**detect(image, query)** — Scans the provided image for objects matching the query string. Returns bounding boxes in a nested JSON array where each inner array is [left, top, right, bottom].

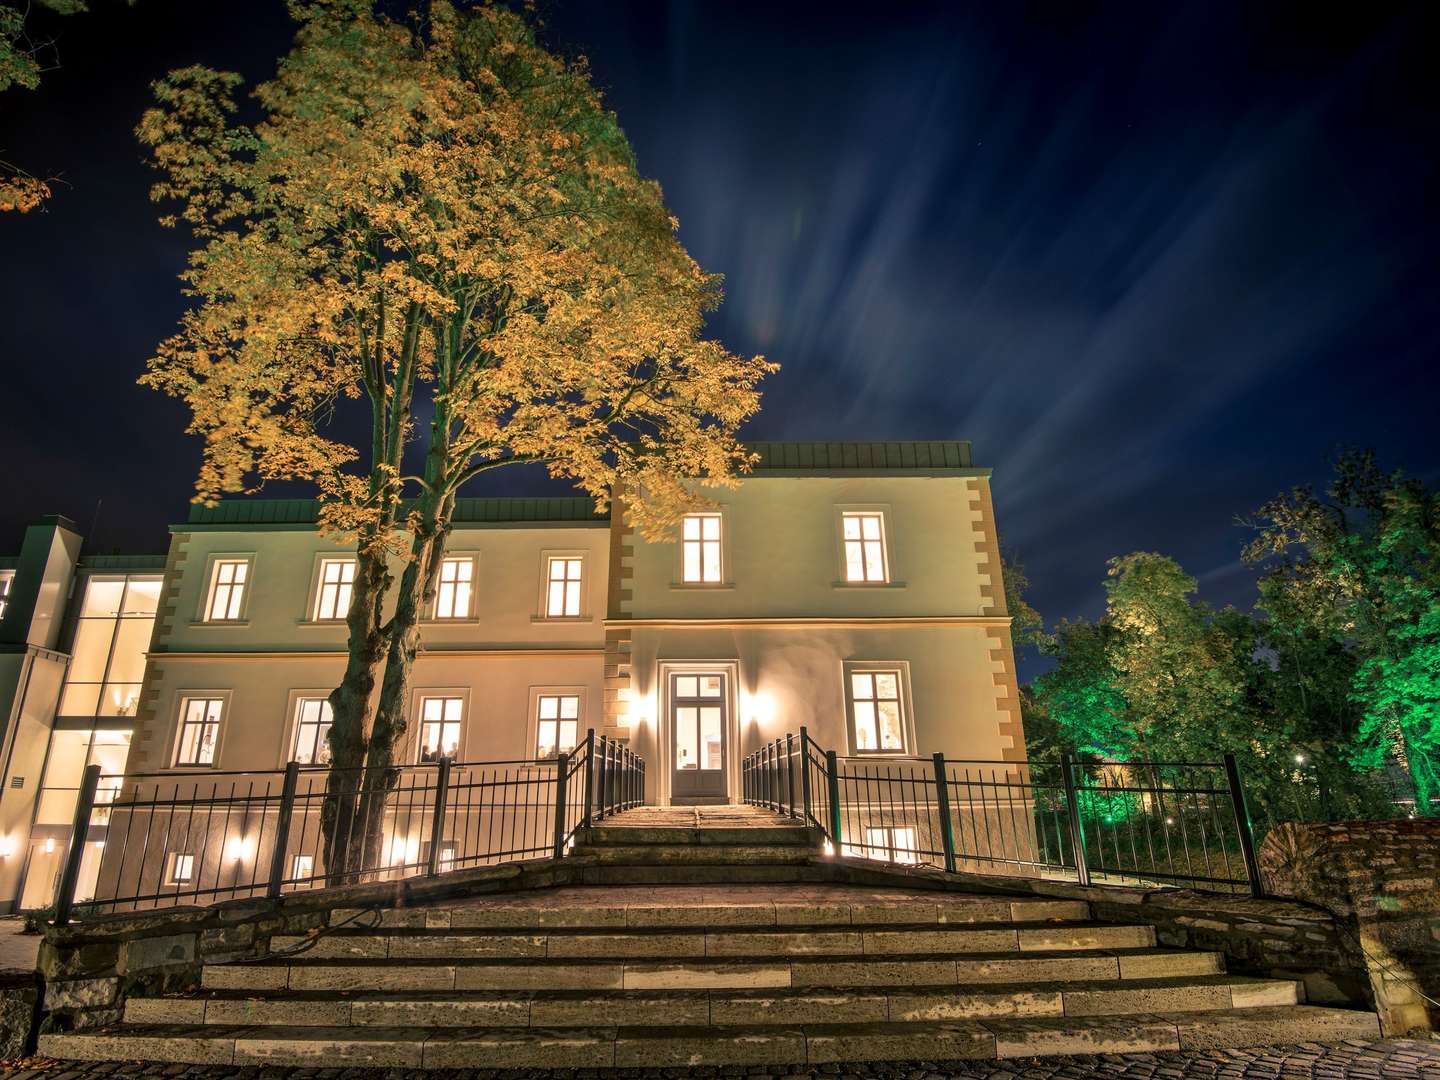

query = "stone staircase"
[[38, 806, 1381, 1069]]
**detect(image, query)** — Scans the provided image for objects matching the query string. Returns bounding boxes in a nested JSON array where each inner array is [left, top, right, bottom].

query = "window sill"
[[530, 615, 596, 624], [295, 619, 347, 628], [832, 581, 907, 590], [669, 582, 736, 591], [421, 617, 480, 626], [189, 619, 251, 628]]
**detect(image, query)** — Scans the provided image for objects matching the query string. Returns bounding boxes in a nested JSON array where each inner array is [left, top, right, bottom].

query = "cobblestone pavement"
[[2, 1041, 1439, 1080]]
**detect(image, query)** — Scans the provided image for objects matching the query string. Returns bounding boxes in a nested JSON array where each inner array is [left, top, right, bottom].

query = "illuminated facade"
[[0, 441, 1024, 910]]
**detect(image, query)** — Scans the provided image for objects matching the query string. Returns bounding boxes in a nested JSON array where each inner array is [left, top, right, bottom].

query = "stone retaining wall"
[[1260, 818, 1440, 1035]]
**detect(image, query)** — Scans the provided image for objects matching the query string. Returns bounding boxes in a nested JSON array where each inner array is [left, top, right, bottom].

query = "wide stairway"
[[40, 806, 1379, 1069]]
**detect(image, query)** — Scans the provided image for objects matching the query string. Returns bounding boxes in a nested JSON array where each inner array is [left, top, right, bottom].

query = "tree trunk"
[[321, 543, 391, 884], [355, 469, 455, 871]]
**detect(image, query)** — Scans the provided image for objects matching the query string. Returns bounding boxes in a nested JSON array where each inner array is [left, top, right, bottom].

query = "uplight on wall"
[[225, 836, 254, 863], [744, 691, 776, 727], [43, 837, 55, 854], [0, 838, 15, 859]]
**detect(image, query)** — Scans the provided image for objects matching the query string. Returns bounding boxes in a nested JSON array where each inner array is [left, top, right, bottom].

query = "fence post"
[[774, 740, 783, 813], [799, 727, 813, 826], [785, 733, 797, 818], [596, 735, 610, 821], [553, 751, 570, 859], [53, 764, 102, 927], [267, 761, 302, 898], [425, 757, 452, 877], [825, 749, 842, 851], [931, 752, 957, 874], [1060, 753, 1091, 887], [1223, 753, 1264, 898], [581, 729, 596, 828]]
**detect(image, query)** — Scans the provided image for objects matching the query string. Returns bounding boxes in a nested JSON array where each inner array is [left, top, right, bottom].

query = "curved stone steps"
[[125, 972, 1305, 1029], [40, 1005, 1382, 1069]]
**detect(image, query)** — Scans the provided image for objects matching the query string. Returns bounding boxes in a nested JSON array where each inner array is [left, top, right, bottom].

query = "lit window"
[[536, 694, 580, 758], [204, 558, 249, 621], [314, 558, 356, 621], [291, 854, 314, 880], [291, 698, 333, 765], [168, 852, 195, 884], [437, 841, 457, 874], [681, 514, 723, 583], [849, 670, 905, 753], [863, 826, 919, 865], [175, 697, 224, 766], [545, 557, 583, 618], [418, 696, 463, 762], [433, 556, 475, 620], [842, 513, 888, 583], [0, 569, 13, 620]]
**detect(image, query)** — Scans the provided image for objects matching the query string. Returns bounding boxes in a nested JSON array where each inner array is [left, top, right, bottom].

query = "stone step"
[[263, 921, 1154, 961], [569, 844, 817, 865], [580, 824, 819, 847], [200, 946, 1225, 993], [126, 974, 1303, 1029], [332, 895, 1091, 930], [579, 862, 838, 885], [39, 1006, 1381, 1068]]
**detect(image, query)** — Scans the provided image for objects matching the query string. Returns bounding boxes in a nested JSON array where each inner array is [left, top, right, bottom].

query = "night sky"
[[2, 1, 1437, 667]]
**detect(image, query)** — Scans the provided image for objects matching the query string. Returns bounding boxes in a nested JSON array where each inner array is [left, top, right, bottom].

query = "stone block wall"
[[1260, 818, 1440, 1035]]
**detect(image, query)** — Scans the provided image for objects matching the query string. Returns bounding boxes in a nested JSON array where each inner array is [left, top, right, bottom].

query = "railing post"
[[1224, 753, 1264, 898], [825, 749, 842, 851], [1060, 753, 1090, 887], [53, 764, 102, 927], [773, 740, 783, 813], [581, 729, 596, 828], [596, 735, 610, 821], [267, 761, 302, 898], [786, 733, 797, 818], [931, 752, 957, 874], [799, 727, 813, 826], [426, 757, 452, 877], [553, 751, 570, 859]]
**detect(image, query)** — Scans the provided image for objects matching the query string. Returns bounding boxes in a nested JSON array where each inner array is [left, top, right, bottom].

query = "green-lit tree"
[[1031, 618, 1130, 760], [1246, 451, 1440, 815]]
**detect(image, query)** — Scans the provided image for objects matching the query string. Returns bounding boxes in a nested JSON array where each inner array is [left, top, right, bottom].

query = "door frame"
[[656, 659, 740, 806]]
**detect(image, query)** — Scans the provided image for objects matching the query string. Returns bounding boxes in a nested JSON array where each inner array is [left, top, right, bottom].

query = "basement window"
[[168, 852, 195, 885]]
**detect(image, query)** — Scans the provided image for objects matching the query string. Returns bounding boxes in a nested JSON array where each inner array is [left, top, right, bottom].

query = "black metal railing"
[[742, 728, 1262, 897], [53, 730, 645, 924]]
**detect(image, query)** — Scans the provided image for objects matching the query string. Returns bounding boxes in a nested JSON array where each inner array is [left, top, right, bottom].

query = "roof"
[[176, 442, 981, 529], [747, 441, 974, 474], [77, 554, 169, 572], [182, 496, 607, 530]]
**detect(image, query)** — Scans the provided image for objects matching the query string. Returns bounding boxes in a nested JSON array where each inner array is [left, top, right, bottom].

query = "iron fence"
[[743, 728, 1262, 896], [54, 729, 644, 924]]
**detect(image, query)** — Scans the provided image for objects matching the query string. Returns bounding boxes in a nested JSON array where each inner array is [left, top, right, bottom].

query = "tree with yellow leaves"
[[139, 0, 773, 877]]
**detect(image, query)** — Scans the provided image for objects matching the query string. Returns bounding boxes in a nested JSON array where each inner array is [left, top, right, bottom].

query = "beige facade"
[[0, 441, 1025, 908]]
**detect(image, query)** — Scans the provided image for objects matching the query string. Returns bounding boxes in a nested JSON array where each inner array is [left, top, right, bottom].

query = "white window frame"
[[309, 556, 357, 622], [167, 851, 195, 885], [537, 551, 588, 620], [197, 554, 254, 623], [172, 693, 228, 768], [528, 686, 586, 760], [0, 569, 14, 621], [678, 512, 725, 585], [291, 853, 315, 880], [429, 552, 479, 621], [287, 693, 334, 766], [840, 511, 889, 584], [412, 689, 469, 763], [841, 661, 914, 756]]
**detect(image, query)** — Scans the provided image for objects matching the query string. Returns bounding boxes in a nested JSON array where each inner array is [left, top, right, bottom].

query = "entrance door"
[[671, 672, 727, 804]]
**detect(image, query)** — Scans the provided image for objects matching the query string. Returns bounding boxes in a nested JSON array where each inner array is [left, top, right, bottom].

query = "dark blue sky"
[[2, 1, 1436, 659]]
